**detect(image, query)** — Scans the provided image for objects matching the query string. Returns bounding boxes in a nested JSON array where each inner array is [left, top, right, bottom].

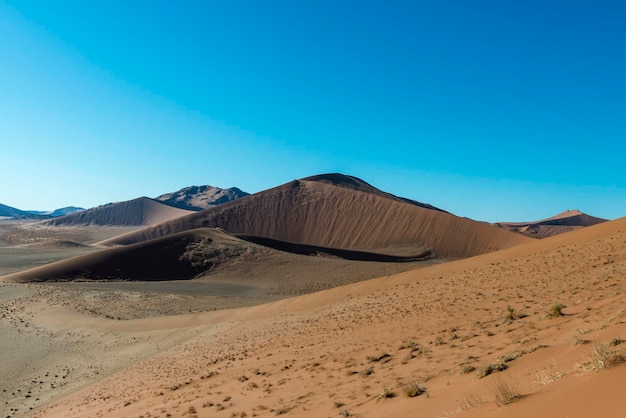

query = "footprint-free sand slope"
[[24, 216, 626, 417]]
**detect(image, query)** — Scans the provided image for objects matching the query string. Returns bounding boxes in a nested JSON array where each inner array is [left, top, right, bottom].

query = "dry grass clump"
[[403, 382, 426, 398], [459, 364, 476, 374], [359, 367, 374, 377], [548, 302, 566, 318], [457, 393, 485, 410], [581, 340, 625, 371], [377, 388, 396, 400], [476, 362, 507, 379], [491, 377, 522, 406], [504, 306, 527, 323]]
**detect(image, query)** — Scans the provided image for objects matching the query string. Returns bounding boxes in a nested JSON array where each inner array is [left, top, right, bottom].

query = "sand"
[[99, 175, 531, 258], [494, 209, 608, 238], [0, 216, 621, 417], [39, 197, 193, 227]]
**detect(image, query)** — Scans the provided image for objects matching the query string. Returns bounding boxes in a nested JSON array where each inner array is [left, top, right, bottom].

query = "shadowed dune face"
[[99, 175, 531, 258], [39, 197, 193, 227], [22, 217, 626, 418], [0, 229, 258, 282], [494, 210, 608, 238], [0, 228, 433, 290]]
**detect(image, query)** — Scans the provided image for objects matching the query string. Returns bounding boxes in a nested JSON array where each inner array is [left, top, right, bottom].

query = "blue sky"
[[1, 0, 624, 222]]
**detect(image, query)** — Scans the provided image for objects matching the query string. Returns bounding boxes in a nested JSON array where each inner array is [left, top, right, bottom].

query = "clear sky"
[[1, 0, 624, 222]]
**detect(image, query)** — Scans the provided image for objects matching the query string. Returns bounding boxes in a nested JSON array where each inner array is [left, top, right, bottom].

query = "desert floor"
[[2, 219, 626, 417]]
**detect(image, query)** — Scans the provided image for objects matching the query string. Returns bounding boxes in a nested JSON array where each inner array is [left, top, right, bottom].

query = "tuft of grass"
[[504, 305, 528, 323], [359, 368, 374, 377], [476, 362, 507, 379], [377, 388, 396, 400], [582, 341, 625, 370], [403, 382, 426, 398], [491, 377, 522, 406], [333, 401, 345, 408], [459, 364, 476, 374], [457, 393, 485, 410], [549, 303, 566, 318]]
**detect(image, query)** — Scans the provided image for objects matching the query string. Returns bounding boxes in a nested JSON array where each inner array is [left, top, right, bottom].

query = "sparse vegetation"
[[581, 340, 625, 370], [504, 305, 526, 322], [457, 393, 485, 410], [549, 302, 566, 318], [459, 364, 476, 374], [491, 377, 522, 406], [476, 362, 507, 379], [359, 367, 374, 377], [377, 388, 396, 400], [403, 382, 426, 398]]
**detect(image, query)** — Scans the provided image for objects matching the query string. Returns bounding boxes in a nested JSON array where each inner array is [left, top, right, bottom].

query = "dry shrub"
[[549, 302, 565, 318], [403, 382, 426, 398], [491, 377, 522, 406], [582, 341, 625, 370], [476, 362, 507, 379]]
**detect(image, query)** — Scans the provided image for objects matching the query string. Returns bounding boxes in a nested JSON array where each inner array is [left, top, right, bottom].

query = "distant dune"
[[100, 174, 531, 258], [39, 197, 193, 227], [155, 185, 248, 211], [494, 209, 608, 238]]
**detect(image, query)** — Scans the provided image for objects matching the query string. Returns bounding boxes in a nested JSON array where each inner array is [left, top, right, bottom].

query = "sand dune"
[[1, 229, 255, 282], [494, 209, 608, 238], [39, 197, 193, 227], [0, 228, 431, 293], [18, 217, 626, 418], [100, 174, 531, 258]]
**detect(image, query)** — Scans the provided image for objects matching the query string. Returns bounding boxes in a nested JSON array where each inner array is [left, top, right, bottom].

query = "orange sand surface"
[[12, 217, 625, 417]]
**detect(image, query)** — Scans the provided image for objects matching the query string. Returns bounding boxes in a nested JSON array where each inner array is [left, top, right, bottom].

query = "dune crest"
[[99, 174, 531, 258]]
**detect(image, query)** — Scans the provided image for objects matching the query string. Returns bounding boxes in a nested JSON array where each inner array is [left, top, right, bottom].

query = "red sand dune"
[[494, 209, 608, 238], [100, 174, 531, 258], [39, 197, 193, 227]]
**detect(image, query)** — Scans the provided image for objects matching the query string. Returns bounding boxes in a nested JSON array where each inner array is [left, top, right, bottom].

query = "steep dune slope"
[[100, 174, 531, 258], [40, 197, 193, 226], [494, 209, 608, 238], [26, 217, 626, 418]]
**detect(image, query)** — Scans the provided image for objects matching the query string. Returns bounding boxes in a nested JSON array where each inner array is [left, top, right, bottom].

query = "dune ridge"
[[99, 175, 531, 258]]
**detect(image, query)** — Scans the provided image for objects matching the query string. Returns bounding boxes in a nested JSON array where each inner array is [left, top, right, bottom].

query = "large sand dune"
[[39, 197, 193, 227], [0, 228, 432, 296], [494, 209, 608, 238], [100, 174, 531, 258], [14, 216, 626, 418]]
